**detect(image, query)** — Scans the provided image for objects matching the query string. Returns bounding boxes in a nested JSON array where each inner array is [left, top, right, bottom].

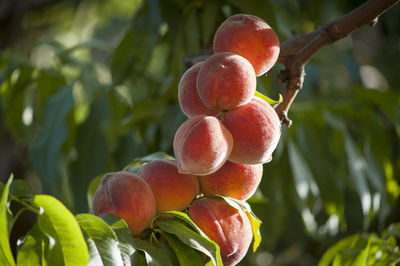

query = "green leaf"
[[0, 175, 16, 266], [76, 214, 124, 266], [384, 223, 400, 239], [159, 231, 204, 266], [200, 1, 219, 45], [60, 39, 112, 56], [156, 218, 223, 266], [352, 237, 372, 266], [344, 134, 371, 229], [153, 211, 201, 233], [86, 238, 104, 266], [131, 251, 147, 266], [70, 96, 110, 213], [30, 85, 74, 194], [318, 235, 360, 266], [101, 214, 176, 266], [247, 212, 262, 253], [32, 195, 88, 266], [288, 139, 320, 200], [255, 90, 283, 106], [111, 0, 163, 85], [324, 112, 371, 229], [87, 175, 103, 214], [2, 65, 32, 142], [16, 224, 45, 266], [10, 179, 33, 197]]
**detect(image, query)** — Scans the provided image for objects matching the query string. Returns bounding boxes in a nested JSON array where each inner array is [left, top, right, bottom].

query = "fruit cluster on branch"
[[93, 13, 281, 266]]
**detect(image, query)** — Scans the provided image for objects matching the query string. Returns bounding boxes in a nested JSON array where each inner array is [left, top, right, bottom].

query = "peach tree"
[[1, 0, 400, 265]]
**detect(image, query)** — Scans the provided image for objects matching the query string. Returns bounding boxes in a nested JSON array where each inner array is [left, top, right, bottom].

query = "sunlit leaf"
[[215, 195, 263, 252], [255, 90, 283, 106], [318, 235, 359, 266], [0, 175, 15, 266], [32, 195, 88, 266], [16, 224, 45, 266]]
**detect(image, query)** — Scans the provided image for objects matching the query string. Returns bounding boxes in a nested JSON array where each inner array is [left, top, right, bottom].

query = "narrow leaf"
[[157, 218, 223, 266], [87, 175, 103, 214], [217, 196, 262, 252], [153, 211, 201, 233], [288, 140, 319, 200], [76, 214, 123, 266], [86, 238, 104, 266], [101, 214, 176, 266], [0, 175, 16, 266], [255, 90, 283, 106], [344, 134, 371, 228], [318, 235, 360, 266], [160, 231, 204, 266], [30, 85, 74, 194]]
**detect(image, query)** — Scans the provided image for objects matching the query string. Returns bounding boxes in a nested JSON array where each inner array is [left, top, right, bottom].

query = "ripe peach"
[[213, 14, 280, 76], [222, 97, 281, 164], [92, 171, 156, 236], [138, 160, 199, 213], [178, 62, 221, 117], [197, 52, 256, 110], [173, 115, 233, 175], [199, 161, 263, 201], [189, 198, 252, 266]]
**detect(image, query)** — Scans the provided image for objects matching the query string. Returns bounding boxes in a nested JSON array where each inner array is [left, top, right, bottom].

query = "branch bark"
[[275, 0, 399, 126]]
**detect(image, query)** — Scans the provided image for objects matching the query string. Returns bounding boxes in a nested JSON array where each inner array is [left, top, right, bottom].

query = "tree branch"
[[275, 0, 399, 126]]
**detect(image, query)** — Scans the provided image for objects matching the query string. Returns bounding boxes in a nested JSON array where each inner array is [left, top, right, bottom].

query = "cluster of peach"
[[93, 14, 280, 266]]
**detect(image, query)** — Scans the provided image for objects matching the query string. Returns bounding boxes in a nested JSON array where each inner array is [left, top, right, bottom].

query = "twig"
[[276, 0, 399, 127]]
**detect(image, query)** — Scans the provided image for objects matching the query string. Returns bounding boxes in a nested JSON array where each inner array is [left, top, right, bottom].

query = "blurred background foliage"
[[0, 0, 399, 265]]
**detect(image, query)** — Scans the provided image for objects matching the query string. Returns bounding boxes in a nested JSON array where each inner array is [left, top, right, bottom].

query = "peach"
[[173, 115, 233, 175], [92, 171, 156, 236], [189, 198, 252, 266], [199, 161, 263, 201], [213, 14, 280, 76], [197, 52, 256, 110], [138, 160, 199, 213], [178, 62, 222, 117], [222, 97, 281, 164]]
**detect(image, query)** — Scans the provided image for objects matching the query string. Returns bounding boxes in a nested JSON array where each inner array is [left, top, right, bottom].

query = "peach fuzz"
[[189, 198, 253, 266], [92, 171, 156, 236], [197, 52, 256, 110], [213, 14, 280, 76], [199, 161, 263, 201], [138, 160, 199, 213], [173, 115, 233, 176], [178, 62, 221, 117], [222, 97, 281, 164]]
